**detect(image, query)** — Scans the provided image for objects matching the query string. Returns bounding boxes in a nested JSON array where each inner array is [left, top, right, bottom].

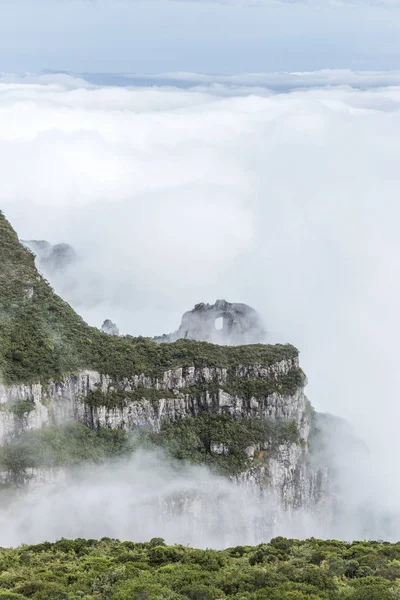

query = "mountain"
[[0, 209, 329, 522], [0, 210, 293, 385]]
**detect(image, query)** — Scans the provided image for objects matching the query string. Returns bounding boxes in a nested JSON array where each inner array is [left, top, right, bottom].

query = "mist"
[[3, 71, 400, 544], [0, 449, 331, 549], [0, 429, 398, 548], [1, 441, 396, 548]]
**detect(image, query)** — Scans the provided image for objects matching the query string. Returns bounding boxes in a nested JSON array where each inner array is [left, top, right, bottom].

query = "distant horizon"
[[4, 68, 400, 92]]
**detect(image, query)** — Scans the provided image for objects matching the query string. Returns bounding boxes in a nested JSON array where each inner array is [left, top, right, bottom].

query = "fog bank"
[[2, 72, 400, 543]]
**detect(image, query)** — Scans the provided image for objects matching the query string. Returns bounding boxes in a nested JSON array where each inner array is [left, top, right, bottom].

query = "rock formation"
[[0, 209, 330, 527], [19, 240, 265, 347], [0, 362, 328, 514], [155, 299, 266, 345], [101, 319, 119, 336]]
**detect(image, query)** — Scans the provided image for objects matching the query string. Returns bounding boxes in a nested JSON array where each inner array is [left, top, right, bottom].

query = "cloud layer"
[[0, 451, 328, 548], [75, 69, 400, 93], [3, 72, 400, 541]]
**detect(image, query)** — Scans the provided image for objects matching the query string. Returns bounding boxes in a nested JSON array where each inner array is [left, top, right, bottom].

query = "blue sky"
[[1, 0, 400, 73]]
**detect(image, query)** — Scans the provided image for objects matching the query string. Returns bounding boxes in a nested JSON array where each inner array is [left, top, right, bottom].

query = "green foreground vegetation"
[[1, 537, 400, 599]]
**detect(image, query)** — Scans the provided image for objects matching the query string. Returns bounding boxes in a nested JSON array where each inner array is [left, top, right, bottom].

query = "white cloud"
[[3, 71, 400, 540], [111, 69, 400, 91]]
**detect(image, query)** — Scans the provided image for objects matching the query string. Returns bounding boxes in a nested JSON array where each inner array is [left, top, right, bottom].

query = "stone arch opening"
[[155, 299, 266, 345], [214, 316, 224, 331]]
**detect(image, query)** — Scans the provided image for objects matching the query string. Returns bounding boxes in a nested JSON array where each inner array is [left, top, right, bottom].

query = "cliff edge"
[[0, 210, 328, 514]]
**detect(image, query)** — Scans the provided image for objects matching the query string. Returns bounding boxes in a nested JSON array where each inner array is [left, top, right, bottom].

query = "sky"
[[2, 0, 400, 73]]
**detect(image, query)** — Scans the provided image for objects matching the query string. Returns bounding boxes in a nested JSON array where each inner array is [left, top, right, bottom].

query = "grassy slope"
[[0, 537, 399, 599], [0, 209, 300, 386]]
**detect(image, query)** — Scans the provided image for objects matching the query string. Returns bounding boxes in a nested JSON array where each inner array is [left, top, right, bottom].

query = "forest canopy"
[[1, 537, 400, 599]]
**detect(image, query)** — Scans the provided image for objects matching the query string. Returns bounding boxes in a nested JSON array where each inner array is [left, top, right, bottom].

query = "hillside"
[[0, 210, 298, 385]]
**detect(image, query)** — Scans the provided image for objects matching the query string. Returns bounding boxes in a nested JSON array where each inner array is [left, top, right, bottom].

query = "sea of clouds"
[[2, 70, 400, 543]]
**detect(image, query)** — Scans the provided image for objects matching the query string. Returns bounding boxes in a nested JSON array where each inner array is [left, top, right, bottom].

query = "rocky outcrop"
[[0, 358, 329, 512], [0, 362, 302, 439], [0, 211, 329, 522], [101, 319, 119, 336], [155, 299, 266, 345]]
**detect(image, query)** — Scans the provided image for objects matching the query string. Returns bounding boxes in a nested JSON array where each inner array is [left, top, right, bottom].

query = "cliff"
[[0, 210, 329, 514], [0, 364, 326, 511]]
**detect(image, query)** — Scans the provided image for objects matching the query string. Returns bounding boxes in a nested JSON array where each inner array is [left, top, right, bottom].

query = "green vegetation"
[[223, 371, 305, 399], [0, 210, 300, 386], [84, 388, 176, 411], [7, 400, 36, 420], [1, 537, 400, 599], [0, 423, 133, 476], [140, 413, 301, 476], [0, 414, 300, 479]]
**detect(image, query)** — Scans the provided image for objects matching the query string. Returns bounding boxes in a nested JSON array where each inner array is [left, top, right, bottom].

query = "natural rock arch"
[[155, 299, 266, 345]]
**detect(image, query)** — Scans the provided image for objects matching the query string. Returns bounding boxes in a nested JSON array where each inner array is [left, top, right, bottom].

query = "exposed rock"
[[0, 361, 302, 442], [155, 299, 266, 345], [101, 319, 119, 336], [0, 362, 329, 514], [0, 210, 331, 529]]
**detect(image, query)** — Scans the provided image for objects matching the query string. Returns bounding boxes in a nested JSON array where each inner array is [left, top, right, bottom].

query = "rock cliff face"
[[0, 359, 328, 512], [0, 209, 330, 522]]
